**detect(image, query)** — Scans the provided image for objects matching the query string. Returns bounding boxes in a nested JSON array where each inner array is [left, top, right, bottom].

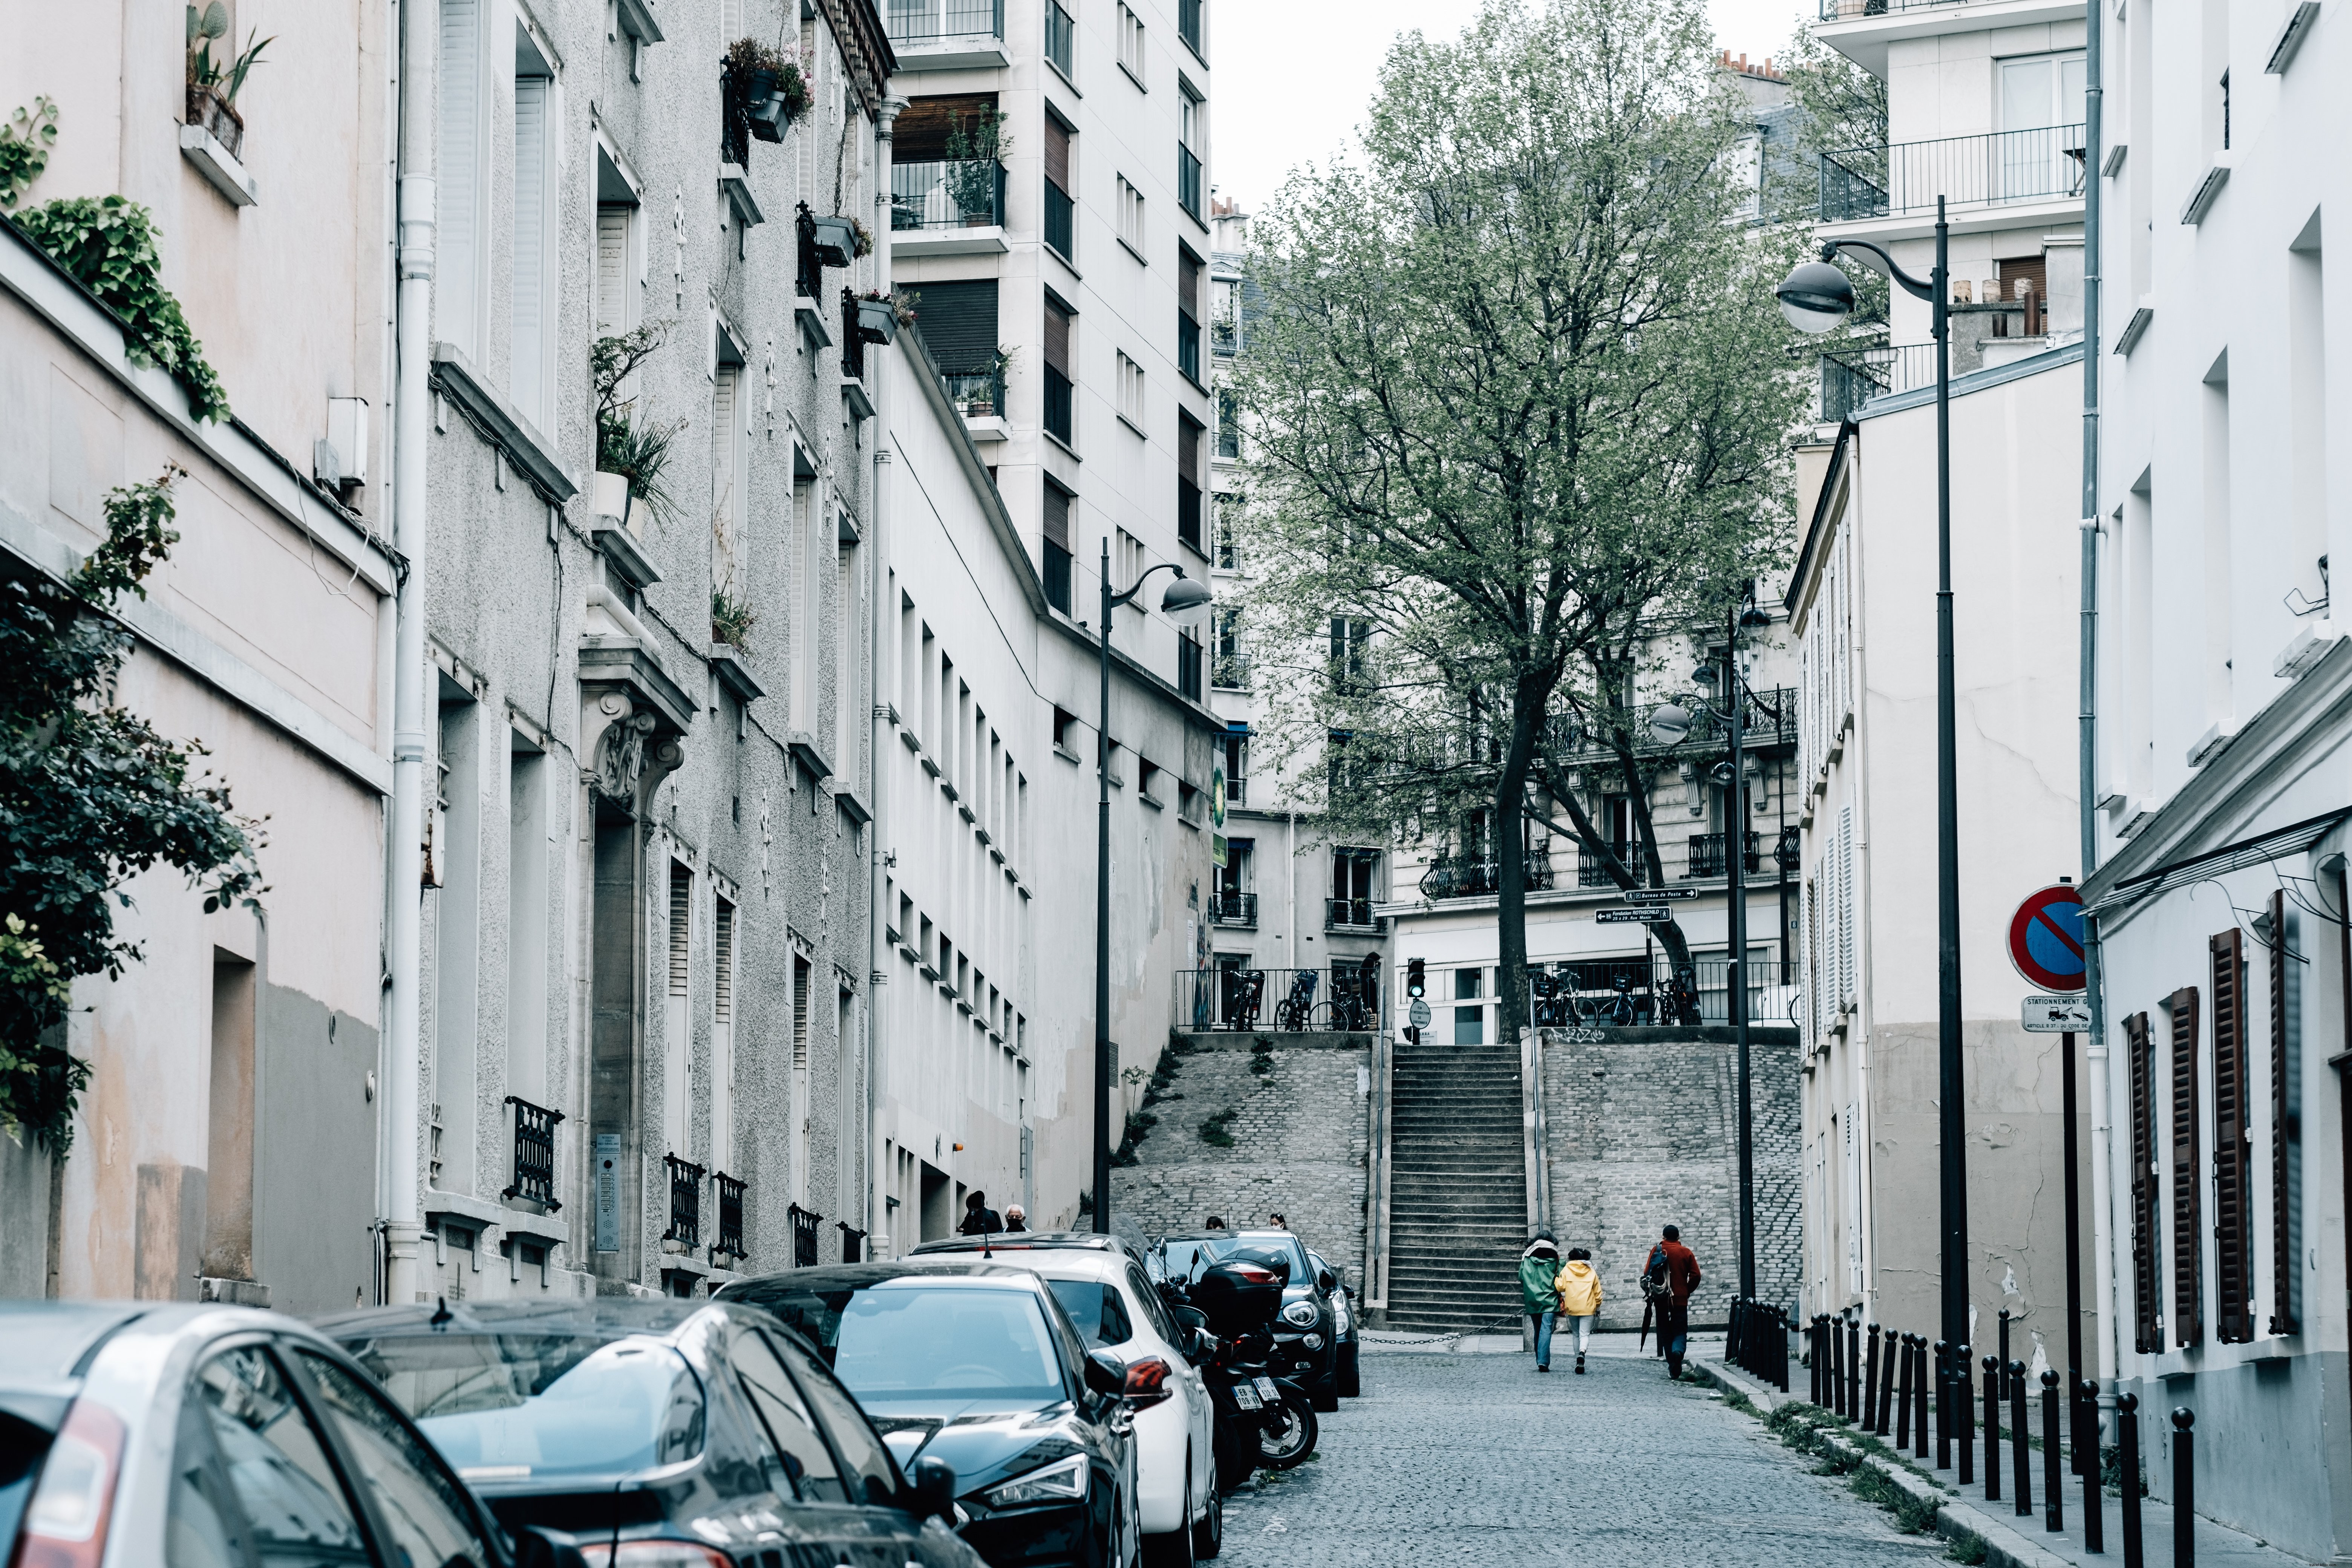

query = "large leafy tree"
[[1230, 0, 1808, 1041], [1, 469, 263, 1152]]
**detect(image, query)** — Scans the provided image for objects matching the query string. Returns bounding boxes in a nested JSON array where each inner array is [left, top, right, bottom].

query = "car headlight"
[[1281, 1300, 1318, 1328], [1334, 1304, 1351, 1334], [984, 1455, 1088, 1508], [1302, 1333, 1325, 1350]]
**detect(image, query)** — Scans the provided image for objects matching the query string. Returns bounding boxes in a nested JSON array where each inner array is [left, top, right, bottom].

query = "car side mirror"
[[909, 1455, 957, 1522], [1316, 1269, 1336, 1294], [1084, 1349, 1126, 1397], [512, 1526, 591, 1568]]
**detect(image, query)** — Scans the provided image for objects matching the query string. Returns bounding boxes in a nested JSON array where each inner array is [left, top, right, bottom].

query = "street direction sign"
[[1408, 999, 1432, 1029], [2007, 884, 2087, 992], [1597, 907, 1674, 923], [1623, 888, 1700, 903], [2023, 995, 2092, 1032]]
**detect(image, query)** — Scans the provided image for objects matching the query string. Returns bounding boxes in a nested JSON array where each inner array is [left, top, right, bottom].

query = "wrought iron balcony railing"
[[943, 365, 1005, 422], [837, 1220, 867, 1263], [1176, 964, 1387, 1034], [1819, 342, 1936, 420], [1210, 891, 1258, 927], [1578, 848, 1648, 889], [840, 290, 867, 381], [1211, 652, 1251, 691], [1818, 0, 2001, 17], [1326, 897, 1383, 932], [713, 1171, 746, 1260], [663, 1153, 705, 1248], [1545, 686, 1795, 764], [501, 1096, 563, 1210], [789, 1203, 821, 1267], [893, 158, 1007, 230], [1820, 123, 2086, 224], [885, 0, 1003, 44], [1419, 850, 1557, 901], [1686, 831, 1765, 880]]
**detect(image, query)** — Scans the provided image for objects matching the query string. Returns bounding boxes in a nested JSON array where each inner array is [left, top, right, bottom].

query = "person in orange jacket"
[[1646, 1225, 1703, 1379], [1552, 1248, 1603, 1374]]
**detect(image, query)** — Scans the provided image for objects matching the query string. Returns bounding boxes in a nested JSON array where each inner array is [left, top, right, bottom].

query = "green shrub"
[[14, 196, 228, 423], [1199, 1107, 1239, 1147], [0, 98, 59, 209]]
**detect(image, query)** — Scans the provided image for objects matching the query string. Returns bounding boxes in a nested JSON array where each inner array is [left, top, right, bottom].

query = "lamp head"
[[1776, 259, 1856, 334], [1161, 573, 1213, 632], [1647, 703, 1692, 746]]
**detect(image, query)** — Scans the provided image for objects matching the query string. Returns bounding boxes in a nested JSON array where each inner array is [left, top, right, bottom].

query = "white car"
[[914, 1234, 1224, 1563]]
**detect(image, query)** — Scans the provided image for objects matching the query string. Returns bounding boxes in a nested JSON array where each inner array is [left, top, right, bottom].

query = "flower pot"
[[809, 215, 856, 270], [744, 68, 787, 142], [592, 470, 630, 521], [185, 84, 244, 160], [967, 400, 994, 418], [855, 296, 899, 345]]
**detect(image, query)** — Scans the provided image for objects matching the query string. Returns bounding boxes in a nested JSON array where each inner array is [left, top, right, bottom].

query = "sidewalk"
[[1698, 1357, 2309, 1568]]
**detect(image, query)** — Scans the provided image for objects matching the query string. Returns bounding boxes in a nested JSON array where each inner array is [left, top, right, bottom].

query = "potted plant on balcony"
[[808, 212, 857, 268], [724, 36, 806, 144], [592, 323, 683, 533], [710, 586, 756, 648], [186, 2, 271, 160], [853, 288, 914, 345], [943, 108, 1009, 225]]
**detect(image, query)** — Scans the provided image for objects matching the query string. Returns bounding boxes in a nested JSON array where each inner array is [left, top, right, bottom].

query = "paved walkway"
[[1213, 1332, 1945, 1566]]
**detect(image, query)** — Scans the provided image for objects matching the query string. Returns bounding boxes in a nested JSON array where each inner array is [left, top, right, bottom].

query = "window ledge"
[[615, 0, 665, 43], [844, 375, 876, 422], [1118, 235, 1148, 266], [719, 164, 766, 228], [795, 293, 834, 352], [1116, 409, 1147, 439], [1044, 429, 1083, 462], [1119, 60, 1147, 92], [431, 343, 577, 502], [835, 785, 874, 826], [179, 123, 259, 206], [1043, 242, 1081, 279], [1140, 790, 1165, 810], [789, 730, 835, 781], [709, 644, 763, 704], [1047, 55, 1081, 96], [1054, 741, 1083, 765]]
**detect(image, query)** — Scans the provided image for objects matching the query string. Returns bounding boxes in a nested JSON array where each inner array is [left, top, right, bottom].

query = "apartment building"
[[0, 5, 397, 1308], [2080, 1, 2352, 1556]]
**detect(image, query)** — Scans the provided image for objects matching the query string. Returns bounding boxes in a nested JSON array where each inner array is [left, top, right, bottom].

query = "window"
[[1116, 351, 1145, 430], [1177, 247, 1204, 384], [1177, 412, 1204, 550], [593, 147, 639, 340], [1178, 0, 1204, 59], [505, 733, 548, 1106], [1213, 490, 1241, 569], [433, 690, 480, 1190], [1178, 87, 1205, 220], [837, 539, 861, 771], [1452, 968, 1485, 1044], [1211, 606, 1244, 689], [1995, 51, 2087, 202], [915, 278, 1003, 420], [512, 25, 557, 430], [730, 1323, 847, 1503], [1218, 726, 1247, 806], [1212, 276, 1240, 356], [297, 1353, 497, 1568], [1178, 632, 1203, 700], [1116, 175, 1146, 256], [1043, 109, 1075, 260], [170, 1346, 370, 1568], [1045, 0, 1075, 78], [712, 358, 748, 607], [436, 0, 491, 360], [1043, 481, 1074, 611], [1216, 389, 1240, 458], [1115, 526, 1145, 590], [1054, 705, 1079, 753], [712, 896, 736, 1172], [665, 861, 693, 1157], [1330, 616, 1369, 692], [1043, 293, 1074, 444], [1116, 1, 1145, 83]]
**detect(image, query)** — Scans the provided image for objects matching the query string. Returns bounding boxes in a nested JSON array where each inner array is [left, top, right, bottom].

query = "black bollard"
[[2173, 1408, 2194, 1568], [1896, 1334, 1914, 1448], [1914, 1337, 1932, 1461], [2043, 1370, 2064, 1531], [1848, 1315, 1862, 1421], [1865, 1325, 1882, 1431], [2010, 1360, 2033, 1516], [1955, 1344, 1974, 1486], [1833, 1316, 1848, 1418], [2118, 1392, 2144, 1568], [1810, 1317, 1824, 1406], [1934, 1341, 1952, 1468], [1983, 1355, 2001, 1502], [1876, 1326, 1897, 1436], [2081, 1378, 2104, 1553], [1998, 1307, 2012, 1398]]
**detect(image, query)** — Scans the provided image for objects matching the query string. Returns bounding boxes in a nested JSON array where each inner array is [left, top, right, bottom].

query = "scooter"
[[1160, 1256, 1319, 1490]]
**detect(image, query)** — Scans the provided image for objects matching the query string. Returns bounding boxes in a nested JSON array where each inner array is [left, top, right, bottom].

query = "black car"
[[719, 1261, 1142, 1568], [1305, 1248, 1361, 1398], [1154, 1232, 1341, 1411], [316, 1297, 983, 1568]]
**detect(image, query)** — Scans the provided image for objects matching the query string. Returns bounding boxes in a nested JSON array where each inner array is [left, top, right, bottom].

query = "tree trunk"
[[1533, 730, 1703, 1024], [1494, 670, 1559, 1045]]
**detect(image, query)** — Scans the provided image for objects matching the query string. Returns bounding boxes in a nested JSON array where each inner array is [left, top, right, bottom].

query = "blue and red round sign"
[[2007, 885, 2086, 993]]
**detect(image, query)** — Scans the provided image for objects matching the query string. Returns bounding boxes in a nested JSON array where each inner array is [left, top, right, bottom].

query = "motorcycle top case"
[[1192, 1250, 1290, 1334]]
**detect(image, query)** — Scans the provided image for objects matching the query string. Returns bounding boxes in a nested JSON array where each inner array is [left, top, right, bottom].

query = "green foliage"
[[944, 109, 1009, 217], [1199, 1106, 1239, 1147], [592, 325, 684, 528], [188, 5, 273, 105], [14, 196, 231, 424], [710, 589, 757, 649], [1228, 0, 1810, 1036], [1773, 20, 1890, 326], [1109, 1108, 1158, 1166], [723, 37, 809, 128], [1249, 1037, 1274, 1077], [1850, 1464, 1939, 1533], [1944, 1530, 1988, 1564], [0, 97, 59, 211], [2, 467, 264, 1153]]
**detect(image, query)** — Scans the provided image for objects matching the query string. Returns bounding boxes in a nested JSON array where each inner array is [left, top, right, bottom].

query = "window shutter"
[[1837, 805, 1856, 1008], [512, 76, 549, 418], [1044, 111, 1071, 192], [668, 866, 692, 999], [1042, 482, 1071, 550], [2169, 986, 2204, 1347], [437, 0, 482, 355], [1179, 249, 1202, 322], [909, 279, 1000, 372], [1044, 297, 1071, 377], [2212, 928, 2254, 1342], [1178, 415, 1200, 485], [2126, 1011, 2161, 1353], [596, 206, 630, 335], [714, 904, 734, 1026], [2270, 889, 2300, 1334]]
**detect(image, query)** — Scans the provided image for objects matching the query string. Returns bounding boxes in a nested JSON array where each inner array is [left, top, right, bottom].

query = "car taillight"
[[1228, 1266, 1276, 1285], [15, 1398, 127, 1568], [1122, 1355, 1174, 1409], [604, 1542, 735, 1567]]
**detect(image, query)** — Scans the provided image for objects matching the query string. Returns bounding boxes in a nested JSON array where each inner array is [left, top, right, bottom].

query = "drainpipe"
[[868, 95, 905, 1256], [381, 0, 436, 1306]]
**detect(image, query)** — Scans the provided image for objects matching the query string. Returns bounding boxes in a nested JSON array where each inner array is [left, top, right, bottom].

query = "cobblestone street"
[[1214, 1336, 1945, 1566]]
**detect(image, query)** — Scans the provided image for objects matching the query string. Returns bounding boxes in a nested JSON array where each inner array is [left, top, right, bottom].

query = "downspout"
[[2079, 0, 2116, 1398], [382, 0, 436, 1306], [868, 95, 906, 1256]]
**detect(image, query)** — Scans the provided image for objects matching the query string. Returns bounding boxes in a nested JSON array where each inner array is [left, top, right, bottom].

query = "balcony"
[[1819, 123, 2087, 238], [713, 1171, 746, 1263], [891, 159, 1008, 257], [663, 1153, 705, 1250], [789, 1203, 821, 1267], [1179, 145, 1204, 222], [1577, 848, 1647, 889], [1686, 831, 1765, 880], [1211, 652, 1251, 691], [1210, 891, 1258, 928], [1547, 687, 1796, 765], [1812, 0, 2084, 75], [1419, 851, 1556, 902], [500, 1096, 564, 1210], [1326, 897, 1384, 933], [884, 0, 1008, 70], [1817, 341, 1935, 420], [943, 364, 1006, 440], [1223, 774, 1247, 807]]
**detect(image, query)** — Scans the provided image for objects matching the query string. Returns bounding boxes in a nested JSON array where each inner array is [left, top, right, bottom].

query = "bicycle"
[[1273, 971, 1318, 1032]]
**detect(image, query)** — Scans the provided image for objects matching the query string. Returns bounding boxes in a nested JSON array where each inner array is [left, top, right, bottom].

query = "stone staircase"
[[1381, 1043, 1530, 1334]]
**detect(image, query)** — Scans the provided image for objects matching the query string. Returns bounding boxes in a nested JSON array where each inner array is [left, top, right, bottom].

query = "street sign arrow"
[[2007, 884, 2087, 992], [1622, 888, 1699, 903], [2023, 995, 2092, 1032], [1596, 908, 1675, 923]]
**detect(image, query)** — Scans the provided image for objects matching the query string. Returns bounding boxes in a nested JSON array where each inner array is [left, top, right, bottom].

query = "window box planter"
[[808, 215, 857, 269], [745, 68, 790, 142], [185, 84, 244, 160], [855, 295, 899, 345]]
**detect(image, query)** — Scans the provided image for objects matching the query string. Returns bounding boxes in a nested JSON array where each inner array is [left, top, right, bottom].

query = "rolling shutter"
[[1044, 111, 1070, 194], [2126, 1011, 2161, 1354], [1042, 481, 1071, 551], [911, 279, 999, 372], [1044, 296, 1072, 378], [1178, 414, 1200, 486], [668, 865, 692, 1000], [437, 0, 482, 355], [2271, 889, 2300, 1334], [1179, 249, 1203, 322], [2170, 986, 2204, 1347], [2212, 928, 2253, 1342]]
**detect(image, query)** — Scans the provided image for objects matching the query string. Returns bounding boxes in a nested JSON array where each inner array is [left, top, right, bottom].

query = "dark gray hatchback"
[[315, 1297, 986, 1568]]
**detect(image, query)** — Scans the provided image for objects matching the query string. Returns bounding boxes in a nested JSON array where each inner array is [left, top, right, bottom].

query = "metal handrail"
[[713, 1171, 746, 1260], [789, 1203, 821, 1267], [501, 1096, 564, 1210], [891, 158, 1006, 230], [1209, 891, 1258, 927], [1820, 122, 2087, 222], [884, 0, 1003, 43], [663, 1153, 706, 1248]]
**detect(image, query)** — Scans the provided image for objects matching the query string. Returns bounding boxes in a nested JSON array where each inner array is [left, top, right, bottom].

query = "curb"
[[1694, 1360, 2071, 1568]]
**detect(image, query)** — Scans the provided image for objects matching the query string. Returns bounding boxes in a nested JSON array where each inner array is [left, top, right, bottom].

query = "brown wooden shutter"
[[1178, 414, 1200, 485], [2271, 889, 2300, 1334], [2127, 1010, 2161, 1353], [1178, 248, 1202, 322], [1044, 297, 1071, 377], [1042, 482, 1070, 551], [894, 93, 1000, 163], [1044, 112, 1070, 193], [2170, 985, 2204, 1347], [2212, 929, 2254, 1342]]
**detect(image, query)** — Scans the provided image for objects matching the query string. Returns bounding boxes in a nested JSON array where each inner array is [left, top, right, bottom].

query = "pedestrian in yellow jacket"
[[1553, 1249, 1602, 1374]]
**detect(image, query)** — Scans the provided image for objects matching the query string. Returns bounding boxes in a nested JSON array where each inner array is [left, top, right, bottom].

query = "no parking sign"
[[2007, 884, 2086, 993]]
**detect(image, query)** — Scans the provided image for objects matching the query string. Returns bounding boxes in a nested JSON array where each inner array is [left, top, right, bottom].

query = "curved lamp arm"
[[1819, 238, 1937, 304], [1109, 560, 1186, 610]]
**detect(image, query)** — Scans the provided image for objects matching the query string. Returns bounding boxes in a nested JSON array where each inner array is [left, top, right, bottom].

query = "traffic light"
[[1406, 958, 1426, 998]]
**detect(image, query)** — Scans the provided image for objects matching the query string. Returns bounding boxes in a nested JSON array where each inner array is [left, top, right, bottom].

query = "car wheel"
[[1191, 1473, 1223, 1560], [1143, 1456, 1198, 1566], [1211, 1416, 1252, 1496], [1338, 1340, 1361, 1398]]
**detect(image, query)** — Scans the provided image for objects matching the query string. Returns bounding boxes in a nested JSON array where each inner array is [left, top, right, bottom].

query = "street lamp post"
[[1779, 199, 1967, 1416], [1093, 544, 1213, 1233]]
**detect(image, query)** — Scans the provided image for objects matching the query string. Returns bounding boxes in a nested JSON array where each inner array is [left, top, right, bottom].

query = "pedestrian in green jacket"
[[1520, 1230, 1564, 1371]]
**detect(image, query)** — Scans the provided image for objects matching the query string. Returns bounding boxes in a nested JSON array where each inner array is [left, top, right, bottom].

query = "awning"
[[2088, 806, 2352, 915]]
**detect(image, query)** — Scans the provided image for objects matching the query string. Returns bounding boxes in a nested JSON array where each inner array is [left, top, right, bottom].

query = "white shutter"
[[437, 0, 482, 356], [1834, 533, 1853, 729], [712, 369, 741, 581], [512, 76, 549, 425], [1802, 876, 1817, 1044], [1799, 637, 1813, 784], [1838, 804, 1857, 1009], [596, 206, 630, 335], [721, 0, 743, 40]]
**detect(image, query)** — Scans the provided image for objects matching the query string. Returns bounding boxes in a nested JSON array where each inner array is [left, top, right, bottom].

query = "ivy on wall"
[[14, 193, 230, 425]]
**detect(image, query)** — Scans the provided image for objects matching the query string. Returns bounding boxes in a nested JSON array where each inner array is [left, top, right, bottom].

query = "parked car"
[[1153, 1231, 1341, 1411], [912, 1233, 1223, 1561], [1306, 1248, 1361, 1398], [718, 1260, 1142, 1568], [0, 1300, 588, 1568], [315, 1297, 980, 1568]]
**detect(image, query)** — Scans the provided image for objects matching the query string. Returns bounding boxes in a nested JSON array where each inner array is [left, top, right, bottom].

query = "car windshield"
[[756, 1283, 1066, 1402], [1161, 1235, 1309, 1286], [337, 1332, 705, 1482]]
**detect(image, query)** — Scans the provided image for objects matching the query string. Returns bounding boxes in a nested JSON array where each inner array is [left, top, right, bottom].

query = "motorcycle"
[[1158, 1254, 1319, 1491]]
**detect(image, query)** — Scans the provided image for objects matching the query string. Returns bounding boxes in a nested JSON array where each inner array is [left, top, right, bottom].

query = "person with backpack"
[[1519, 1228, 1565, 1372], [958, 1190, 1003, 1236], [1553, 1248, 1602, 1374], [1645, 1224, 1702, 1379]]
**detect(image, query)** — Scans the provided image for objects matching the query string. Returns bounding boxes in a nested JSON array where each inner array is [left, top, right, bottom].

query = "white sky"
[[1211, 0, 1819, 216]]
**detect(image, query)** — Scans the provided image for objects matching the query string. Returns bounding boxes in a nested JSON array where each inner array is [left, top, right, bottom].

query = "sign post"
[[2006, 881, 2088, 1487]]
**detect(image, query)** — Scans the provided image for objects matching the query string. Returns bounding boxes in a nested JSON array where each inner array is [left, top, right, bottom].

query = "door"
[[291, 1350, 501, 1568], [165, 1342, 375, 1568], [1997, 52, 2087, 202]]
